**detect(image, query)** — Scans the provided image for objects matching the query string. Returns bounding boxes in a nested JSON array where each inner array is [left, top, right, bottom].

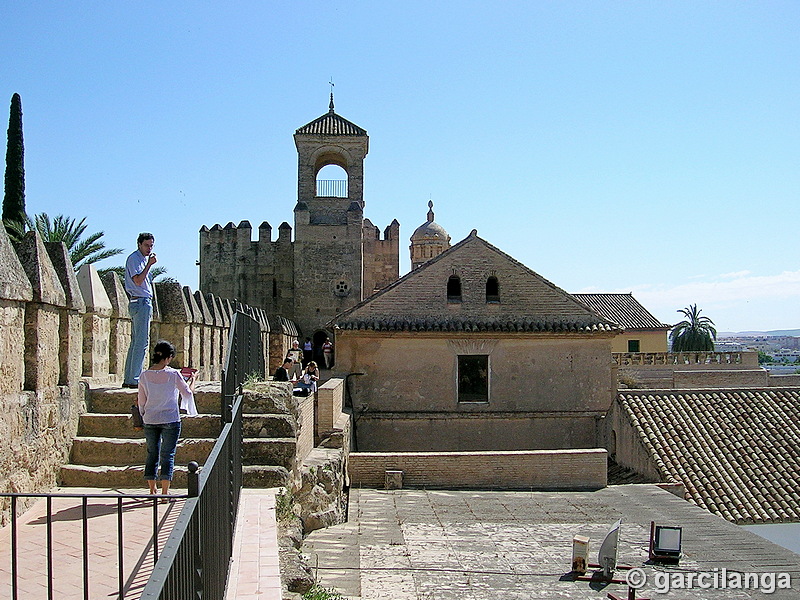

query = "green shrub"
[[302, 585, 346, 600]]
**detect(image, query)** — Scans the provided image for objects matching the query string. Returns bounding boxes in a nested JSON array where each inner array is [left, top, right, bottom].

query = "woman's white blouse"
[[137, 366, 198, 424]]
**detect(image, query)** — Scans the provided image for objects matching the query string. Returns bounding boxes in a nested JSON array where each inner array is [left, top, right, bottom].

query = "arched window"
[[447, 275, 462, 303], [316, 164, 348, 198], [486, 276, 499, 303], [272, 278, 278, 299]]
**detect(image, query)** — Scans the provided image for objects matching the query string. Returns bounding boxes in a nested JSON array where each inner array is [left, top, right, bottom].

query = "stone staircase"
[[60, 382, 295, 489]]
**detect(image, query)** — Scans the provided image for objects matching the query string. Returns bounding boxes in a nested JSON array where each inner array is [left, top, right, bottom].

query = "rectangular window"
[[628, 339, 641, 353], [458, 355, 489, 402]]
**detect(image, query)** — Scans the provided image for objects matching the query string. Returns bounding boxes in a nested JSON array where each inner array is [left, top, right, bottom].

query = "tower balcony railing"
[[316, 179, 348, 198]]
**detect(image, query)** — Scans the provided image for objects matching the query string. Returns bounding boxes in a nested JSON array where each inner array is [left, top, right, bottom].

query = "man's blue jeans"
[[143, 421, 181, 481], [124, 298, 152, 385]]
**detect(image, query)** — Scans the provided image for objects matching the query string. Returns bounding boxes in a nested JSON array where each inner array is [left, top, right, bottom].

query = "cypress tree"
[[3, 93, 26, 239]]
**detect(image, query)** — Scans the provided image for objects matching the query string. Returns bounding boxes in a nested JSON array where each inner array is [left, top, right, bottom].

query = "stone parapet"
[[349, 448, 608, 490], [316, 377, 344, 441], [100, 271, 130, 376], [77, 264, 114, 377], [614, 351, 759, 368], [0, 226, 294, 523]]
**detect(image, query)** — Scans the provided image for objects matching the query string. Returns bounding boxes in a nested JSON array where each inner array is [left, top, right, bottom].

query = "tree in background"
[[3, 93, 26, 240], [30, 213, 123, 271], [670, 304, 717, 352], [101, 264, 173, 284]]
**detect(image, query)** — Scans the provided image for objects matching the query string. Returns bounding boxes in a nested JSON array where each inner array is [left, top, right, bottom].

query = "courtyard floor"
[[304, 485, 800, 600]]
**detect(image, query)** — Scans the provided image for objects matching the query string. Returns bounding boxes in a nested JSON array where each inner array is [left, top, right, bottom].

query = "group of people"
[[273, 339, 328, 395]]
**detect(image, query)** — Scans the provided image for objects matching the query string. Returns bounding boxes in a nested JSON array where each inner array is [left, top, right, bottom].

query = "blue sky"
[[3, 2, 799, 332]]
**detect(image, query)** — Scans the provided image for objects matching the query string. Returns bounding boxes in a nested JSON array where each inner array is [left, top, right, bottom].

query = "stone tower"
[[198, 96, 399, 340], [410, 200, 450, 269], [292, 95, 393, 337]]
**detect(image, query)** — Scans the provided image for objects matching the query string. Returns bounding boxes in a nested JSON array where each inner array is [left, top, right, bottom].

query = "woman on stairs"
[[137, 340, 198, 499]]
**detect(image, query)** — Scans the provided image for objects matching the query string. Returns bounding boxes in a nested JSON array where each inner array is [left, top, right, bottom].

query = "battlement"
[[200, 220, 292, 243], [363, 218, 400, 242]]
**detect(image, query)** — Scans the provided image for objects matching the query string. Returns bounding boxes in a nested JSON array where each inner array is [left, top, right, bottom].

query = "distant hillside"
[[718, 329, 800, 338]]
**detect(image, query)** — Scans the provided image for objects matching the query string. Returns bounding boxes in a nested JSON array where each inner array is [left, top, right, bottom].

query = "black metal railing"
[[139, 404, 242, 599], [221, 309, 264, 422], [0, 491, 183, 600], [139, 309, 263, 599]]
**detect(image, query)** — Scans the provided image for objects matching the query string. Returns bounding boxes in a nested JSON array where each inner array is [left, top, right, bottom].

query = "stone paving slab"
[[304, 485, 800, 600], [0, 488, 185, 600]]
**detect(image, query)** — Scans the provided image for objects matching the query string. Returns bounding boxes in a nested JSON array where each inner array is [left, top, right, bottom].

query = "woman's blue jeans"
[[144, 421, 181, 481]]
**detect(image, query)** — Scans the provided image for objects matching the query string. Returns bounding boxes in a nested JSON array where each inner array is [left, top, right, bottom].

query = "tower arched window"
[[447, 275, 462, 303], [316, 164, 348, 198], [486, 276, 499, 303]]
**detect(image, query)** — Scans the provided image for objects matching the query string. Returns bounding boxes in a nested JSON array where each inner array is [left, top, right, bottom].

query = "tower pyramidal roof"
[[295, 93, 367, 136]]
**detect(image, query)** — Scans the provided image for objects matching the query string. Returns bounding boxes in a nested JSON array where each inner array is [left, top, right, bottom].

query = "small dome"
[[410, 200, 450, 242]]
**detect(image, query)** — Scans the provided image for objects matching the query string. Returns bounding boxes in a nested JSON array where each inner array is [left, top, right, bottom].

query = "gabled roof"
[[332, 232, 620, 334], [618, 388, 800, 524], [573, 293, 670, 330], [295, 95, 367, 136]]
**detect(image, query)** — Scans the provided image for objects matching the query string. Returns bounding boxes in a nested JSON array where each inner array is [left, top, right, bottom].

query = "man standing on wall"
[[123, 233, 157, 388]]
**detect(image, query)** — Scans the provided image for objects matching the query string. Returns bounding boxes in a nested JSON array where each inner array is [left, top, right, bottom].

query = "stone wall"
[[0, 227, 284, 524], [348, 448, 607, 490], [337, 331, 615, 451]]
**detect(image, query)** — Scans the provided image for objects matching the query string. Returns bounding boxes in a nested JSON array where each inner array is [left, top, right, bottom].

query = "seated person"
[[273, 358, 293, 382], [297, 361, 320, 394]]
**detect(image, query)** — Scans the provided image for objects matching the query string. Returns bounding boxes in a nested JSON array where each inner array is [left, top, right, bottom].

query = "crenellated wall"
[[199, 220, 296, 319], [0, 226, 288, 523], [199, 214, 400, 338], [362, 218, 400, 297]]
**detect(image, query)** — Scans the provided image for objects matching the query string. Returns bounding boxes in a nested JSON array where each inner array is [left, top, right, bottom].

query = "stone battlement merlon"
[[199, 220, 294, 244]]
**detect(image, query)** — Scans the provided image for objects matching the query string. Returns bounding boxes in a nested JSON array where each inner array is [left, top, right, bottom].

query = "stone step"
[[242, 465, 290, 488], [242, 438, 297, 470], [79, 414, 222, 438], [88, 383, 223, 414], [88, 384, 295, 416], [59, 464, 290, 489], [70, 436, 215, 467], [69, 437, 297, 469], [77, 413, 295, 439]]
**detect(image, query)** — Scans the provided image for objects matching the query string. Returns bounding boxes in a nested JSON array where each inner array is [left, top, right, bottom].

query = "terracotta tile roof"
[[332, 232, 620, 335], [617, 388, 800, 523], [336, 316, 618, 333], [573, 293, 670, 330], [295, 110, 367, 136]]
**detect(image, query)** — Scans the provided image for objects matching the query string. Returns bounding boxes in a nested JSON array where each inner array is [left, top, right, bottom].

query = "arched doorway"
[[312, 330, 333, 369]]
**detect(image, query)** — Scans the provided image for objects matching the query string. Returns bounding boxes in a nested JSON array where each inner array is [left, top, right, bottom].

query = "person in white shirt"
[[137, 340, 198, 498]]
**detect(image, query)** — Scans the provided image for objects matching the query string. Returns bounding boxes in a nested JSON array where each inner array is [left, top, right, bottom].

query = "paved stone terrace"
[[304, 485, 800, 599]]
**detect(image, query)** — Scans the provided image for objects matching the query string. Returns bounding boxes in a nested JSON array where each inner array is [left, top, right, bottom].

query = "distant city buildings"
[[717, 334, 800, 361]]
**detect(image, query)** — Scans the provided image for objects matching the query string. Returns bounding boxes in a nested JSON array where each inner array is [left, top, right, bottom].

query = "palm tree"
[[670, 304, 717, 352], [100, 264, 173, 284], [30, 213, 123, 271]]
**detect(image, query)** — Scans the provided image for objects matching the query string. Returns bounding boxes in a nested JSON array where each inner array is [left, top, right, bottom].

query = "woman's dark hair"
[[152, 340, 176, 364]]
